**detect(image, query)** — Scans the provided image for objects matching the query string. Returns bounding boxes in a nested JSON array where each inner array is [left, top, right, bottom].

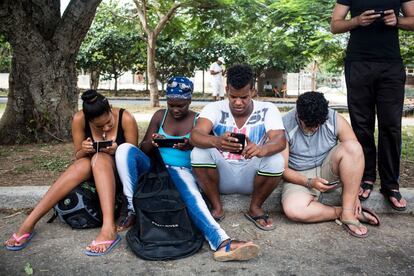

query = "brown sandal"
[[213, 240, 260, 262]]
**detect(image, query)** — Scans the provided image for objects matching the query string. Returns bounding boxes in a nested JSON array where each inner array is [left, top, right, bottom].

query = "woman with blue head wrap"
[[115, 76, 258, 261], [115, 76, 196, 232]]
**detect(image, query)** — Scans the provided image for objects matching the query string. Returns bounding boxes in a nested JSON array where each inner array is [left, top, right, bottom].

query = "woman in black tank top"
[[5, 90, 140, 256]]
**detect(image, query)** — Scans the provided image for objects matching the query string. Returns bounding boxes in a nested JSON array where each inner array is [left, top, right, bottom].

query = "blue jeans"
[[167, 165, 229, 250], [115, 143, 151, 212]]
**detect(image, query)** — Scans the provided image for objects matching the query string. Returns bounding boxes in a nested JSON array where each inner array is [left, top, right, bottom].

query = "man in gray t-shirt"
[[281, 92, 379, 238]]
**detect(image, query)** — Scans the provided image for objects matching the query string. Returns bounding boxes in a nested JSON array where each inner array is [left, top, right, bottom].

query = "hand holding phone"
[[229, 133, 246, 154], [153, 138, 186, 148], [372, 10, 385, 17], [325, 180, 340, 186], [93, 140, 113, 152]]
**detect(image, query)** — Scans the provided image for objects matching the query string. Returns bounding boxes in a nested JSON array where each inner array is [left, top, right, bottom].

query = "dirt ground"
[[0, 142, 413, 188]]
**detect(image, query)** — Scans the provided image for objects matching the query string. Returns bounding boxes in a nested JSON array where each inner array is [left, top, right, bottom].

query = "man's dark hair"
[[226, 64, 254, 89], [296, 91, 329, 128]]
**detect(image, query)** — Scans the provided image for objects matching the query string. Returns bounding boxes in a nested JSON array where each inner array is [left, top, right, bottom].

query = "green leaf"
[[24, 263, 33, 275]]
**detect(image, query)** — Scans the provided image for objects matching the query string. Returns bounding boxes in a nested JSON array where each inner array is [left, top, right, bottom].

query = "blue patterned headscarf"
[[166, 76, 193, 100]]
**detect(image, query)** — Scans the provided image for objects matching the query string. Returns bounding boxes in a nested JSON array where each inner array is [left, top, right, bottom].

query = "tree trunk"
[[147, 34, 159, 107], [114, 76, 118, 96], [90, 70, 100, 90], [0, 49, 77, 143], [0, 0, 101, 144], [202, 70, 205, 95]]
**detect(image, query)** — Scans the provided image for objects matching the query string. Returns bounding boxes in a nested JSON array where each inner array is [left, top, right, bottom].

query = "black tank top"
[[84, 108, 126, 145]]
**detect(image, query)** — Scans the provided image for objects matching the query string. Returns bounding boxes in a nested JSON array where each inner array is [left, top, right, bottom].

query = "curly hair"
[[226, 64, 254, 89], [296, 92, 329, 128]]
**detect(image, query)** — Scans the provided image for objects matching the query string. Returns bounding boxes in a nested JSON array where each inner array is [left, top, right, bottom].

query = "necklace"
[[102, 132, 107, 140]]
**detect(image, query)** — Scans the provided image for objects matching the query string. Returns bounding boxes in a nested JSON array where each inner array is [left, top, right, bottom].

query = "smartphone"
[[93, 140, 113, 152], [326, 180, 340, 186], [153, 138, 186, 147], [230, 133, 246, 154], [373, 10, 385, 17]]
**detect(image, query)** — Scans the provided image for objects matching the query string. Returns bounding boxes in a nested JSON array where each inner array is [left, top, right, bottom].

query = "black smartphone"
[[230, 133, 246, 154], [373, 10, 385, 17], [153, 138, 186, 147], [326, 180, 340, 186], [93, 140, 113, 152]]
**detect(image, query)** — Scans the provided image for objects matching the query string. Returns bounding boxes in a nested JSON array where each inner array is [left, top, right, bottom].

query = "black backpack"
[[126, 149, 204, 260], [48, 181, 122, 229]]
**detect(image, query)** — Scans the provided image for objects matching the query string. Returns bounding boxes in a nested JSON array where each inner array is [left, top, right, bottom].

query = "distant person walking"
[[280, 82, 287, 98], [331, 0, 414, 210], [210, 57, 225, 101]]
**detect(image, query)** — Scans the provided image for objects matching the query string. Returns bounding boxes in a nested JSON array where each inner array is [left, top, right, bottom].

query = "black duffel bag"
[[126, 148, 204, 260]]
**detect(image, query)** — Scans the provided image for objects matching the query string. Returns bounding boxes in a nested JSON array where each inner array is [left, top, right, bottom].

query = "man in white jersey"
[[281, 92, 380, 238], [210, 57, 225, 101], [190, 64, 285, 231]]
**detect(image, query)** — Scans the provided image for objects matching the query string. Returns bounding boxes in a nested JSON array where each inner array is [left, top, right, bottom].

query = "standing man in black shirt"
[[331, 0, 414, 211]]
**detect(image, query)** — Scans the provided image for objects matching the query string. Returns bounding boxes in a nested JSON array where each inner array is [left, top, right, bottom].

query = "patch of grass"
[[0, 146, 12, 158], [374, 126, 414, 161], [402, 126, 414, 161], [12, 165, 34, 174], [0, 88, 7, 97], [32, 155, 70, 172]]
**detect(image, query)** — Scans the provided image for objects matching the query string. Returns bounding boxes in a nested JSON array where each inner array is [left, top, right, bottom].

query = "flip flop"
[[340, 219, 368, 238], [85, 234, 121, 256], [359, 182, 374, 201], [244, 212, 276, 231], [117, 212, 136, 232], [5, 232, 35, 251], [214, 214, 225, 223], [213, 240, 260, 262], [380, 188, 407, 211], [359, 207, 380, 226]]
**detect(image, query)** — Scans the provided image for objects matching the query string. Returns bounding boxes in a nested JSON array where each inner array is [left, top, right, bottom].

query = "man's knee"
[[259, 153, 284, 176], [338, 140, 363, 160], [191, 147, 217, 168], [282, 196, 313, 222]]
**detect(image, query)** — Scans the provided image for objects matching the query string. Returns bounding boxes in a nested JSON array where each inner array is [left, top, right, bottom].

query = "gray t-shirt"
[[283, 108, 338, 171]]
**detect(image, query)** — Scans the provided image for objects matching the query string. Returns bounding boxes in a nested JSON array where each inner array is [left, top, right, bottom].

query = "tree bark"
[[133, 0, 181, 107], [147, 34, 159, 107], [0, 0, 102, 144]]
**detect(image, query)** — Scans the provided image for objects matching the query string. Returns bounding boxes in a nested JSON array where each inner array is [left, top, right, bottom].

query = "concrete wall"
[[0, 73, 9, 89], [0, 71, 218, 94]]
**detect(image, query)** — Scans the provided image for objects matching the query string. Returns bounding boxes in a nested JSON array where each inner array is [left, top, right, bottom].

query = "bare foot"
[[341, 209, 367, 236], [86, 225, 117, 253], [389, 190, 407, 209], [4, 224, 34, 247], [359, 181, 374, 200], [247, 207, 274, 230], [358, 209, 379, 225], [211, 208, 225, 221]]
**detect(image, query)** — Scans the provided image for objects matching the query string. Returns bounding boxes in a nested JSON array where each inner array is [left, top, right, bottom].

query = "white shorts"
[[191, 147, 284, 194], [211, 81, 224, 97]]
